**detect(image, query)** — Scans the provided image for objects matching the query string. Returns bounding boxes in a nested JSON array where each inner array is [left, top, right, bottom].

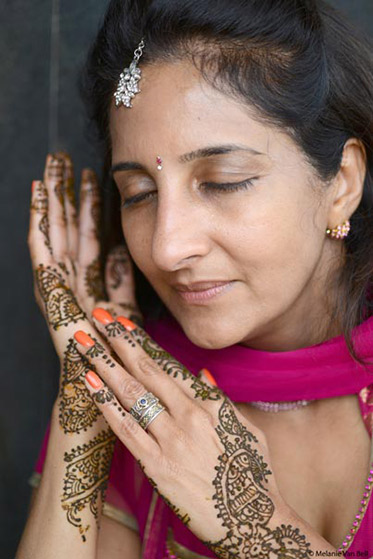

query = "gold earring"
[[326, 220, 351, 240]]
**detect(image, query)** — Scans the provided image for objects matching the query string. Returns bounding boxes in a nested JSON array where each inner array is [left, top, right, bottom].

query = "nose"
[[151, 189, 211, 272]]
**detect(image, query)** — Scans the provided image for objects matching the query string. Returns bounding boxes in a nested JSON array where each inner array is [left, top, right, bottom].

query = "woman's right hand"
[[28, 152, 141, 435], [18, 152, 144, 552]]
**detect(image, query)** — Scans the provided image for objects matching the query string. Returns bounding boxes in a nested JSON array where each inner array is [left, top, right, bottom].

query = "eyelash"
[[121, 178, 257, 208]]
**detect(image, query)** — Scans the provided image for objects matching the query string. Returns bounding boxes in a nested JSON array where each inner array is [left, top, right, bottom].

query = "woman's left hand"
[[73, 311, 315, 557]]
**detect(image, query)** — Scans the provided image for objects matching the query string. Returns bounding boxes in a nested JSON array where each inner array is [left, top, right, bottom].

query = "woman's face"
[[110, 61, 340, 351]]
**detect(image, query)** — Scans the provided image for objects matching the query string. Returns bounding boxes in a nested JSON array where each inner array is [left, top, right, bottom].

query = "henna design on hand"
[[58, 339, 101, 434], [61, 429, 116, 542], [203, 399, 311, 558], [34, 264, 86, 330], [131, 327, 222, 401], [84, 257, 106, 302]]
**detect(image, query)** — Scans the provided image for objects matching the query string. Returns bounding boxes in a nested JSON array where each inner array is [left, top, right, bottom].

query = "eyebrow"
[[111, 144, 266, 174]]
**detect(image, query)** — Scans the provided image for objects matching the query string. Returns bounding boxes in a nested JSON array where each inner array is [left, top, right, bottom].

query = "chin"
[[177, 315, 245, 350]]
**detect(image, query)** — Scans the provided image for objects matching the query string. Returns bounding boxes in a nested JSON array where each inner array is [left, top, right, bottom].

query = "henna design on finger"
[[91, 386, 126, 419], [131, 327, 222, 401], [48, 155, 67, 223], [93, 387, 115, 405], [84, 257, 106, 302], [85, 337, 117, 369], [31, 181, 48, 214], [81, 171, 100, 241], [112, 400, 127, 418], [106, 320, 126, 338], [62, 153, 77, 208], [39, 215, 53, 256], [57, 261, 70, 276], [86, 340, 105, 359], [123, 331, 137, 348], [47, 155, 64, 181], [61, 429, 116, 541], [34, 264, 86, 330], [31, 182, 53, 256], [202, 399, 311, 558], [58, 339, 100, 434], [101, 320, 137, 348]]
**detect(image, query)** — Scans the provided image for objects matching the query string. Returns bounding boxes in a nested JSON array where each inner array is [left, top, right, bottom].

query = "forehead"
[[109, 60, 301, 167]]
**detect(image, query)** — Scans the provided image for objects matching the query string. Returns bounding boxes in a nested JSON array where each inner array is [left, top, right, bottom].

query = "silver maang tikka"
[[114, 38, 145, 108]]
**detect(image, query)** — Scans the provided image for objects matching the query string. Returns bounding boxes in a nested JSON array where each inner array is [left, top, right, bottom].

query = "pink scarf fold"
[[144, 313, 373, 402]]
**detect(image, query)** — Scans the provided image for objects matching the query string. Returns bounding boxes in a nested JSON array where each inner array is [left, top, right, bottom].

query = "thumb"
[[105, 244, 136, 305], [197, 368, 218, 387]]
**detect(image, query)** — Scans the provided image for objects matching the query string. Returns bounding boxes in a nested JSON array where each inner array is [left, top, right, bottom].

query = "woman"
[[16, 0, 373, 557]]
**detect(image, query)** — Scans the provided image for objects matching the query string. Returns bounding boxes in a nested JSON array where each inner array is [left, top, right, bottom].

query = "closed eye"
[[200, 178, 257, 193], [121, 177, 257, 208]]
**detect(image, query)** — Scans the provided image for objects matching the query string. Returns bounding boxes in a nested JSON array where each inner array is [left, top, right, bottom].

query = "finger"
[[105, 245, 136, 305], [105, 244, 142, 324], [28, 180, 53, 265], [60, 152, 79, 262], [76, 169, 105, 308], [73, 329, 174, 439], [116, 316, 222, 407], [90, 309, 219, 417], [44, 154, 68, 265], [84, 370, 160, 461], [198, 369, 218, 388]]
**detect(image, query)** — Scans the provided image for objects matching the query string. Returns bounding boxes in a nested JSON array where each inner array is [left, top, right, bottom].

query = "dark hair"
[[82, 0, 373, 358]]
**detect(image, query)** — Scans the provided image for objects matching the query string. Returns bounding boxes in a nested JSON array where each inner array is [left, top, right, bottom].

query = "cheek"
[[229, 192, 324, 298], [120, 212, 156, 274]]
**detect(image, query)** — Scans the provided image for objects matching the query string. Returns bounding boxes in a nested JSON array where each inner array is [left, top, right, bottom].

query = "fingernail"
[[74, 330, 95, 347], [117, 316, 137, 332], [31, 180, 38, 194], [201, 368, 218, 386], [92, 307, 114, 325], [85, 370, 104, 389]]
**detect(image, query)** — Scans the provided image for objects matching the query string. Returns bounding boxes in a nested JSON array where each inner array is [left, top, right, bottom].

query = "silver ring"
[[130, 392, 159, 422], [138, 401, 166, 430]]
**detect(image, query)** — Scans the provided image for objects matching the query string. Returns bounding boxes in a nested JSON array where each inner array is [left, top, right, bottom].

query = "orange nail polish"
[[31, 180, 38, 194], [85, 370, 104, 390], [74, 330, 95, 347], [92, 307, 114, 325], [117, 316, 137, 332], [201, 368, 218, 386]]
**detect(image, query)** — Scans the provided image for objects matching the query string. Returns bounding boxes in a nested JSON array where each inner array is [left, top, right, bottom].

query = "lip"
[[172, 280, 233, 292], [173, 281, 236, 303]]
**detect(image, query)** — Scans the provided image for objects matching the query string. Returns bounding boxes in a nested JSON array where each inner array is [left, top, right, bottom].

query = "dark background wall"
[[1, 1, 372, 557]]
